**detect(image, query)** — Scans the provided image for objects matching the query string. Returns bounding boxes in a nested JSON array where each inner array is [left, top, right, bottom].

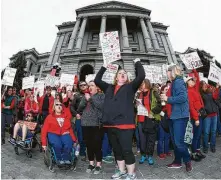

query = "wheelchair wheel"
[[49, 165, 55, 173], [14, 146, 19, 155], [26, 151, 32, 158]]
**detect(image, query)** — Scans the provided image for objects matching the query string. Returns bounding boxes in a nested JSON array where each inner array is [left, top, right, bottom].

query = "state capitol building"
[[10, 1, 179, 81]]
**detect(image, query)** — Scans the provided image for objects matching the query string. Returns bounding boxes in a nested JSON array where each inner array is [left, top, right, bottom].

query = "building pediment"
[[76, 1, 151, 15]]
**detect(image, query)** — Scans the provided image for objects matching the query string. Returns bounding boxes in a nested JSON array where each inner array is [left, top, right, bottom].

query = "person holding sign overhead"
[[160, 65, 192, 172], [94, 58, 145, 180]]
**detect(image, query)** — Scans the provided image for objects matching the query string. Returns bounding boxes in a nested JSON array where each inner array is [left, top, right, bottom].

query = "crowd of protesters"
[[1, 59, 221, 180]]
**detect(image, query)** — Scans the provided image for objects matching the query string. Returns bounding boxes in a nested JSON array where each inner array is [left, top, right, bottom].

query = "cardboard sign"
[[2, 67, 17, 86], [143, 65, 163, 83], [18, 120, 37, 131], [208, 62, 221, 84], [22, 76, 35, 90], [85, 74, 96, 84], [100, 31, 121, 65], [45, 74, 59, 87], [33, 80, 45, 97], [184, 120, 193, 144], [179, 52, 203, 70], [60, 73, 75, 86]]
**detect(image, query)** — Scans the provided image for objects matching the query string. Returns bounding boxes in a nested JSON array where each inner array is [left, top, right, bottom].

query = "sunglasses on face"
[[55, 104, 62, 107]]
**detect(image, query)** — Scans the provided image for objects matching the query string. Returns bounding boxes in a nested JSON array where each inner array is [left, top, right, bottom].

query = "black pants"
[[107, 128, 135, 165], [82, 126, 104, 162]]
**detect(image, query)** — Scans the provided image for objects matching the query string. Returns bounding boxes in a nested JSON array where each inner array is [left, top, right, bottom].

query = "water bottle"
[[75, 144, 80, 156]]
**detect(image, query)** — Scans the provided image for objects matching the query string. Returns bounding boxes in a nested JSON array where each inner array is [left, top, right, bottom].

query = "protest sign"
[[33, 80, 45, 97], [136, 99, 148, 116], [2, 67, 17, 86], [100, 31, 121, 65], [101, 64, 119, 84], [198, 72, 204, 81], [85, 74, 96, 84], [45, 74, 59, 87], [179, 52, 203, 70], [22, 76, 35, 90], [143, 65, 163, 84], [184, 120, 193, 144], [208, 62, 221, 84], [106, 64, 119, 73], [60, 73, 75, 86], [18, 120, 37, 131]]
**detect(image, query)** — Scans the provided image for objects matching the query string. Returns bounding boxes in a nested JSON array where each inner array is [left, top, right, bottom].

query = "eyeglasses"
[[55, 104, 62, 107]]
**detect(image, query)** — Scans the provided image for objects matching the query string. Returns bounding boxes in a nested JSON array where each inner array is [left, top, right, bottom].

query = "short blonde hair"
[[52, 99, 63, 112], [170, 65, 182, 80]]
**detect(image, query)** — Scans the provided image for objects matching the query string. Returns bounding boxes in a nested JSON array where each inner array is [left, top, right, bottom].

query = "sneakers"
[[139, 155, 146, 164], [147, 156, 154, 165], [158, 154, 166, 160], [86, 165, 95, 173], [64, 160, 71, 165], [191, 153, 202, 162], [9, 137, 16, 145], [185, 161, 193, 172], [111, 169, 127, 179], [102, 157, 113, 164], [18, 140, 26, 147], [167, 162, 182, 168], [125, 173, 137, 180], [58, 160, 65, 165], [94, 166, 102, 175], [196, 151, 206, 159], [211, 147, 216, 153]]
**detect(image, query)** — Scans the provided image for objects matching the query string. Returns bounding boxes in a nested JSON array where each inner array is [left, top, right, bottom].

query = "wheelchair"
[[9, 132, 42, 158], [43, 143, 77, 173]]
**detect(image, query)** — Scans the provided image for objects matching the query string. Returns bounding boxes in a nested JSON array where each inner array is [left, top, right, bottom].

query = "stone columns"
[[146, 19, 159, 50], [140, 17, 152, 51], [97, 15, 107, 52], [165, 36, 178, 64], [121, 15, 131, 52], [47, 36, 59, 65], [67, 17, 81, 50], [75, 17, 88, 52]]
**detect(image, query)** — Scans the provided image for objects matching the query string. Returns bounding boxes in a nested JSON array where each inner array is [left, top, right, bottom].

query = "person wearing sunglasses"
[[25, 94, 39, 118], [70, 81, 89, 161], [41, 100, 77, 165], [9, 112, 38, 147], [185, 69, 205, 162], [1, 87, 16, 145]]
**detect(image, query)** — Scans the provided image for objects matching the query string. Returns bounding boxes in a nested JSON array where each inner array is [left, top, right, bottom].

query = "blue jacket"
[[167, 76, 189, 120]]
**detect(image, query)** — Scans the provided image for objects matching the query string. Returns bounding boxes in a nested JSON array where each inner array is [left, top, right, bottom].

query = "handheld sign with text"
[[60, 73, 75, 86], [2, 67, 17, 86], [100, 31, 121, 65], [85, 74, 96, 84], [34, 80, 45, 97], [208, 62, 221, 84], [102, 64, 119, 84], [18, 120, 37, 131], [22, 75, 35, 90], [143, 65, 163, 84], [45, 74, 59, 87], [136, 99, 148, 116], [179, 52, 203, 70]]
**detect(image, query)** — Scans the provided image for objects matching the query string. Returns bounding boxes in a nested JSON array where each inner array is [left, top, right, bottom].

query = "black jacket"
[[201, 92, 218, 114], [70, 92, 84, 117], [94, 61, 145, 126]]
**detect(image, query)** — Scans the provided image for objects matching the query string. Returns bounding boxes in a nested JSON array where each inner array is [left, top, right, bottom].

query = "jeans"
[[75, 119, 86, 156], [191, 118, 203, 153], [102, 132, 112, 158], [48, 133, 73, 161], [157, 123, 170, 155], [203, 115, 217, 149], [169, 118, 190, 163], [217, 111, 221, 134], [135, 126, 140, 151], [1, 113, 13, 139], [42, 111, 49, 124]]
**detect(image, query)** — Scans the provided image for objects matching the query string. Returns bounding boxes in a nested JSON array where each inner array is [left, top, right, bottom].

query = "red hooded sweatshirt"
[[41, 112, 76, 146]]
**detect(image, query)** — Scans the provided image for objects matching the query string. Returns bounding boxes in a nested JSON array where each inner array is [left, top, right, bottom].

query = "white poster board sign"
[[33, 80, 45, 97], [102, 64, 119, 84], [2, 67, 17, 86], [22, 75, 35, 90], [136, 99, 148, 116], [60, 73, 75, 86], [179, 52, 203, 70], [106, 64, 119, 73], [208, 62, 221, 84], [100, 31, 121, 65], [143, 65, 163, 84], [199, 72, 204, 81], [184, 120, 193, 144], [85, 74, 97, 84], [45, 74, 59, 87]]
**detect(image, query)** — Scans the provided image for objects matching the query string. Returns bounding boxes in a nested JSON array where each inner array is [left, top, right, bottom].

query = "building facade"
[[10, 1, 178, 81]]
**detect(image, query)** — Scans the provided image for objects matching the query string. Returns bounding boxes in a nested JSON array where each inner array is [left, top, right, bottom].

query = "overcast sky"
[[1, 0, 221, 70]]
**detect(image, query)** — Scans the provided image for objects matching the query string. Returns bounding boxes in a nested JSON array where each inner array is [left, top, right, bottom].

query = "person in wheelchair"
[[41, 100, 77, 165], [9, 112, 38, 147]]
